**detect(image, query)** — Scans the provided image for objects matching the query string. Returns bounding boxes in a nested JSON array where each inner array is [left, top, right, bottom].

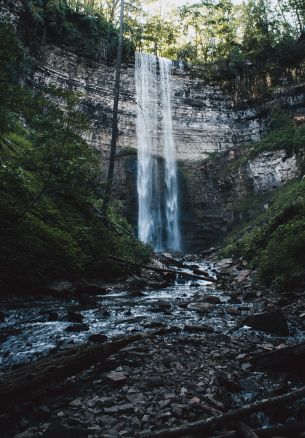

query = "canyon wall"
[[3, 0, 305, 250], [33, 46, 266, 161], [31, 47, 305, 250]]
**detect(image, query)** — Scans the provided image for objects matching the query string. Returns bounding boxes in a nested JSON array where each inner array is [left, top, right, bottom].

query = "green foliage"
[[221, 109, 305, 291], [244, 109, 305, 158], [0, 22, 30, 134], [222, 179, 305, 291], [23, 0, 135, 63], [0, 23, 151, 288]]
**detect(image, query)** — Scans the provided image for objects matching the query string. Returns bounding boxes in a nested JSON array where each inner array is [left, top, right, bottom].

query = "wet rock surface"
[[1, 257, 305, 437]]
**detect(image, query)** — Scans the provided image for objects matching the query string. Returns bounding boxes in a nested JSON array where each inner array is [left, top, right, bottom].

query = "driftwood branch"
[[0, 334, 142, 412], [109, 256, 216, 282], [236, 422, 259, 438], [138, 385, 305, 438], [208, 422, 305, 438], [252, 340, 305, 372]]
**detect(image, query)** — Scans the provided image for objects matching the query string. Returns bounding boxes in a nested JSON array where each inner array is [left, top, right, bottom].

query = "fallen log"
[[252, 341, 305, 372], [236, 422, 259, 438], [209, 422, 305, 438], [109, 255, 216, 282], [0, 334, 142, 412], [158, 253, 186, 269], [138, 385, 305, 438], [200, 246, 220, 257]]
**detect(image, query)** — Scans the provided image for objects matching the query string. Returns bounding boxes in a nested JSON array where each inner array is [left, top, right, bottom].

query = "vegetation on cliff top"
[[0, 22, 151, 289], [21, 1, 305, 82]]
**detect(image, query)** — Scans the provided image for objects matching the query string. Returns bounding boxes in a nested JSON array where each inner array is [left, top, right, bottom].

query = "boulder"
[[78, 295, 97, 308], [193, 268, 209, 276], [0, 327, 21, 343], [64, 311, 84, 323], [184, 324, 214, 333], [99, 308, 111, 317], [47, 311, 59, 322], [157, 301, 171, 310], [128, 289, 145, 297], [244, 309, 289, 336], [201, 295, 221, 304], [105, 371, 128, 387], [228, 296, 242, 304], [188, 264, 200, 270], [234, 269, 251, 284], [0, 311, 5, 322], [243, 291, 257, 301], [65, 323, 89, 333], [88, 334, 108, 344]]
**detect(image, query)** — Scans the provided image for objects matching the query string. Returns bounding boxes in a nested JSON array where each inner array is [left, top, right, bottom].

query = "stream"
[[1, 259, 304, 371], [2, 258, 305, 437]]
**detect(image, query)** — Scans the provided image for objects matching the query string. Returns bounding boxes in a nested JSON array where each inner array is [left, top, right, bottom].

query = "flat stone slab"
[[105, 372, 128, 387]]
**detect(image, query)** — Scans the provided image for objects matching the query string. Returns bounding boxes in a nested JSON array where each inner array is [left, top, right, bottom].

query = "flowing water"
[[159, 57, 180, 251], [1, 259, 304, 370], [135, 52, 180, 251]]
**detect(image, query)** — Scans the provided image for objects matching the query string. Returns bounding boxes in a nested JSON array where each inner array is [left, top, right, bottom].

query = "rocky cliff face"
[[33, 46, 268, 161], [30, 46, 305, 250], [2, 0, 303, 252], [180, 148, 301, 250]]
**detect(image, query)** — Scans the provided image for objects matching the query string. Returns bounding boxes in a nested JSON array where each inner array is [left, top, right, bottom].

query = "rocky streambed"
[[1, 257, 305, 437]]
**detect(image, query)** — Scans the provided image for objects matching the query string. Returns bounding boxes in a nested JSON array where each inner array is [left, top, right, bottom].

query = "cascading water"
[[159, 57, 181, 251], [135, 52, 181, 252]]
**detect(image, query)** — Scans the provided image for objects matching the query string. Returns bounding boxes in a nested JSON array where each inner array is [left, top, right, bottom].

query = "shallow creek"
[[0, 260, 304, 371]]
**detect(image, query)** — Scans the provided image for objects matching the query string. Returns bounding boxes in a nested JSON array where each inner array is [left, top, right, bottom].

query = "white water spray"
[[135, 52, 181, 251]]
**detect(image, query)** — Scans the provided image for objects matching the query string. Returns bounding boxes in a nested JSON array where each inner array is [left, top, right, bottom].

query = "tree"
[[103, 0, 125, 212]]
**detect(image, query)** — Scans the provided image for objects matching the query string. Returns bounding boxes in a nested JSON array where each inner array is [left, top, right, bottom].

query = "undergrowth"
[[0, 22, 151, 290]]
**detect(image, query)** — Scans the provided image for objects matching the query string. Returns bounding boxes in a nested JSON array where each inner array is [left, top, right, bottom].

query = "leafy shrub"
[[222, 179, 305, 291], [238, 109, 305, 159], [22, 0, 134, 63], [0, 23, 151, 289]]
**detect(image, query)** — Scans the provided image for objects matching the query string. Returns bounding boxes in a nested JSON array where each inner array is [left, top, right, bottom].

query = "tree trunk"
[[103, 0, 125, 212], [0, 334, 141, 413], [138, 385, 305, 438], [109, 255, 216, 282], [252, 340, 305, 372], [236, 422, 259, 438]]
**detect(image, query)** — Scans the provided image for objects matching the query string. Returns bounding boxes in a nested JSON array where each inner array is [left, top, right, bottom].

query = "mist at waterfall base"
[[135, 52, 181, 252]]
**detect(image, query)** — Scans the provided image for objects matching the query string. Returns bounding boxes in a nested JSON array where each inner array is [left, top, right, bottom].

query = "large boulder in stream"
[[88, 333, 108, 343], [65, 323, 89, 332], [201, 295, 222, 304], [244, 309, 289, 336], [64, 311, 84, 323]]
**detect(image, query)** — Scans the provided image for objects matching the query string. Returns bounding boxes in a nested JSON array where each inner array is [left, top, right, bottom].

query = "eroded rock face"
[[178, 146, 301, 250], [32, 47, 268, 163], [2, 0, 303, 250], [31, 49, 305, 247], [247, 151, 300, 192]]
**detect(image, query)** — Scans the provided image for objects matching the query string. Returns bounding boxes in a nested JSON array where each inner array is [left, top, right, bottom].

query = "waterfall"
[[135, 52, 181, 252]]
